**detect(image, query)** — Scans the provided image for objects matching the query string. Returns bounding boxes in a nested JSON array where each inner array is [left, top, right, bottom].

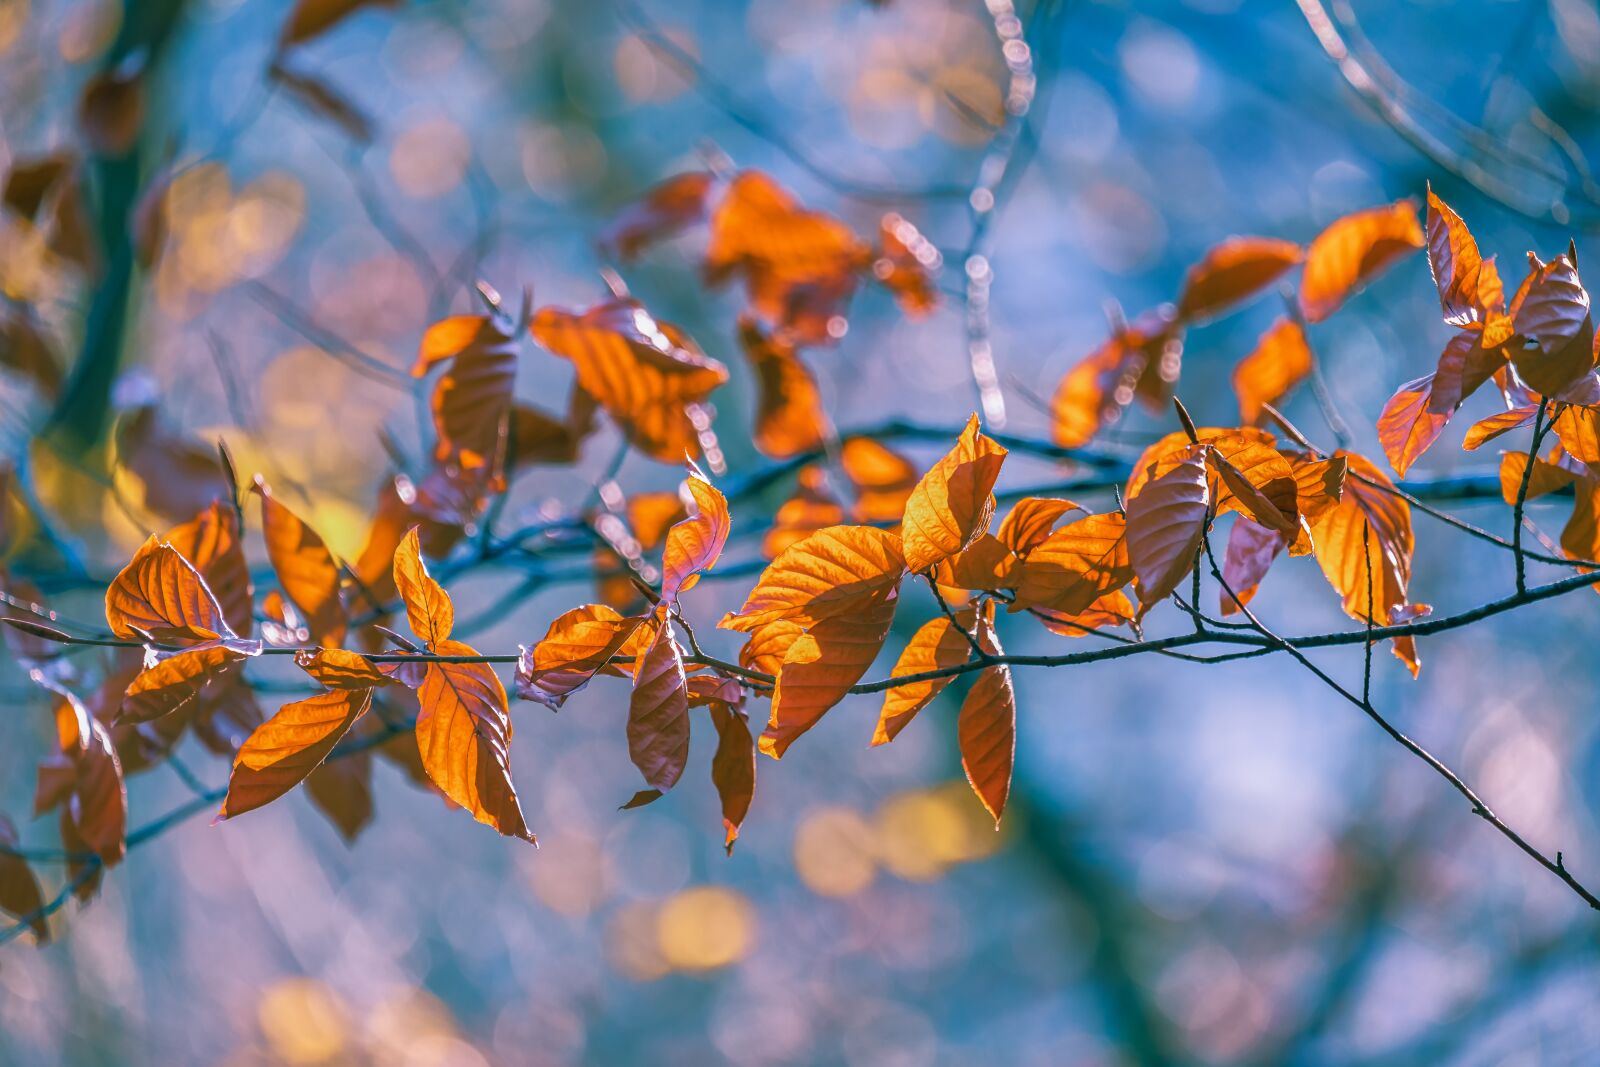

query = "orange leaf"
[[220, 688, 373, 822], [417, 640, 533, 842], [1554, 405, 1600, 470], [516, 605, 647, 709], [1299, 200, 1424, 323], [0, 815, 48, 942], [722, 525, 906, 633], [1463, 404, 1539, 451], [393, 527, 452, 649], [995, 497, 1084, 557], [1207, 442, 1299, 535], [840, 437, 918, 522], [761, 588, 898, 758], [959, 617, 1014, 826], [281, 0, 399, 46], [1561, 478, 1600, 562], [935, 532, 1016, 592], [661, 467, 731, 600], [1498, 451, 1579, 504], [1009, 512, 1132, 615], [900, 413, 1008, 573], [872, 612, 973, 746], [532, 299, 728, 463], [119, 642, 252, 724], [871, 212, 942, 317], [1177, 236, 1303, 323], [414, 313, 519, 490], [1376, 374, 1452, 477], [1233, 318, 1312, 425], [305, 753, 374, 842], [295, 647, 390, 690], [1125, 449, 1210, 618], [106, 537, 233, 644], [1511, 254, 1594, 396], [1309, 453, 1420, 672], [708, 702, 756, 854], [628, 620, 691, 790], [164, 501, 252, 638], [738, 617, 805, 678], [602, 171, 715, 260], [255, 480, 347, 645], [763, 467, 846, 559], [1425, 187, 1489, 327], [738, 316, 829, 459]]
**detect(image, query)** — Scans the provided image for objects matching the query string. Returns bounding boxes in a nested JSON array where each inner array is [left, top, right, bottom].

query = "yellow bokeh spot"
[[606, 901, 669, 981], [656, 886, 756, 972], [390, 117, 471, 199], [877, 784, 1003, 882], [793, 806, 878, 897], [365, 987, 459, 1062], [257, 978, 347, 1066]]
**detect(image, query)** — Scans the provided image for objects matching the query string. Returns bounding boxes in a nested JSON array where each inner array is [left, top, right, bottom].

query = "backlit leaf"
[[1010, 512, 1132, 615], [1376, 374, 1452, 477], [106, 537, 232, 644], [295, 647, 390, 690], [900, 413, 1008, 574], [995, 497, 1084, 557], [722, 525, 905, 633], [417, 640, 533, 842], [660, 468, 731, 601], [220, 688, 373, 822], [517, 605, 647, 709], [739, 316, 829, 459], [602, 172, 715, 260], [628, 620, 691, 790], [1425, 187, 1488, 326], [1125, 449, 1210, 618], [1233, 318, 1312, 425], [1299, 200, 1424, 323], [708, 702, 756, 855], [872, 612, 973, 746], [761, 588, 898, 758], [1220, 517, 1287, 616], [119, 642, 253, 724], [1498, 451, 1578, 505], [164, 502, 252, 639], [1462, 405, 1539, 451], [255, 481, 346, 645], [958, 616, 1014, 827], [1177, 236, 1302, 323], [393, 527, 452, 649]]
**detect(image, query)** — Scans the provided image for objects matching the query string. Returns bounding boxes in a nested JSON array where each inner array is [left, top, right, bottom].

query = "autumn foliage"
[[6, 0, 1600, 950]]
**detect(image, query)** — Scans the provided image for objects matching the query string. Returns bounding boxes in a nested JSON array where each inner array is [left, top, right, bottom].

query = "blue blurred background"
[[3, 0, 1600, 1063]]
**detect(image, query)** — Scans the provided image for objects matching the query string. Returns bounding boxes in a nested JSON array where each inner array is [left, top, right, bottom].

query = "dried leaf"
[[900, 413, 1008, 573], [1233, 318, 1312, 425], [164, 501, 252, 639], [1220, 517, 1287, 616], [738, 316, 829, 459], [1299, 200, 1424, 323], [1376, 374, 1452, 477], [1498, 451, 1578, 504], [106, 537, 232, 644], [393, 528, 452, 649], [417, 641, 533, 842], [1125, 450, 1210, 618], [628, 620, 691, 790], [1425, 187, 1489, 326], [708, 702, 756, 854], [995, 497, 1084, 557], [872, 212, 942, 316], [761, 588, 898, 758], [517, 605, 647, 709], [119, 642, 252, 724], [763, 467, 846, 559], [1010, 511, 1132, 615], [721, 525, 906, 633], [661, 468, 730, 600], [1463, 405, 1539, 451], [296, 647, 389, 690], [221, 688, 373, 821], [959, 617, 1014, 826], [602, 171, 715, 260], [281, 0, 400, 46], [1177, 236, 1303, 323], [872, 612, 973, 746], [1511, 254, 1595, 397], [0, 815, 48, 942], [256, 482, 346, 645]]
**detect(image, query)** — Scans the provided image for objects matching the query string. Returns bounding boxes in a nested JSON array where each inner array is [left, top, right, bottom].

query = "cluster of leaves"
[[7, 162, 1600, 940], [1052, 199, 1424, 446]]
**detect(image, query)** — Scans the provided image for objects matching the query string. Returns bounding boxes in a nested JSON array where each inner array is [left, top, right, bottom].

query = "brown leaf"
[[164, 501, 253, 639], [532, 299, 729, 462], [761, 588, 898, 758], [1009, 512, 1132, 615], [1463, 404, 1539, 451], [721, 525, 906, 633], [393, 527, 452, 649], [266, 60, 373, 141], [1310, 452, 1420, 672], [113, 404, 231, 525], [1560, 478, 1600, 562], [296, 647, 390, 689], [417, 640, 533, 841], [1425, 187, 1490, 326], [305, 754, 374, 842], [516, 605, 647, 708], [959, 617, 1014, 827], [602, 171, 716, 260], [1207, 442, 1299, 535], [1051, 308, 1183, 447], [661, 468, 731, 601], [106, 537, 233, 644], [1511, 254, 1595, 397], [628, 620, 691, 790], [872, 612, 973, 745], [1498, 451, 1578, 504], [1177, 236, 1303, 323], [119, 642, 252, 724], [256, 481, 346, 644], [221, 688, 373, 822], [738, 316, 829, 459], [78, 65, 145, 156], [0, 815, 48, 942], [1299, 200, 1424, 323], [1377, 374, 1452, 478], [414, 313, 519, 486], [1233, 318, 1312, 425], [1220, 517, 1287, 616], [0, 310, 64, 399], [1554, 405, 1600, 472], [1125, 449, 1210, 618], [900, 413, 1008, 573], [995, 497, 1084, 557], [708, 702, 756, 854]]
